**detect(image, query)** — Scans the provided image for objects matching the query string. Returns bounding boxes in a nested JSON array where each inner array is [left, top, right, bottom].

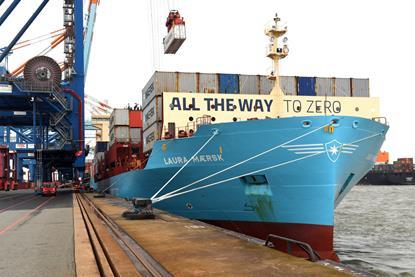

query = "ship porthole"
[[186, 203, 193, 209], [189, 116, 194, 121], [352, 121, 359, 128], [355, 107, 360, 112], [233, 117, 237, 122], [302, 120, 311, 128]]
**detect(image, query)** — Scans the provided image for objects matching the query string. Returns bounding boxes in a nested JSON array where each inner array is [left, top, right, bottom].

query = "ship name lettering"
[[163, 154, 224, 165]]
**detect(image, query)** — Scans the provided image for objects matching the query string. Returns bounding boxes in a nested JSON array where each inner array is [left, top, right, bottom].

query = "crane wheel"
[[23, 56, 62, 89]]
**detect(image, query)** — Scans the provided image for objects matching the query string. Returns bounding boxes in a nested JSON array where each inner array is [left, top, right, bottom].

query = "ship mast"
[[265, 13, 289, 96]]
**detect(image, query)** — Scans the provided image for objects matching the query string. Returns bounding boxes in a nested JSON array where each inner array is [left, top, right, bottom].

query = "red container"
[[129, 110, 143, 128]]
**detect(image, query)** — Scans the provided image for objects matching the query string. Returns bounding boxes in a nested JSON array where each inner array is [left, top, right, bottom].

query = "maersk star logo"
[[282, 141, 359, 162], [325, 140, 343, 163]]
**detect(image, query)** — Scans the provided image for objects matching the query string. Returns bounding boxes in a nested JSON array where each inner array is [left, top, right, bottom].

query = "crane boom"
[[84, 0, 100, 77]]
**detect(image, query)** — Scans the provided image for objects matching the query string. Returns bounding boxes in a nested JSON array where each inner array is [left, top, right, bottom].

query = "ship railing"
[[162, 122, 196, 140], [372, 117, 388, 125], [265, 234, 320, 262]]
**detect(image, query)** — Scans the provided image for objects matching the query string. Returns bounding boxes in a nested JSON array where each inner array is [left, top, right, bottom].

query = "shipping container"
[[129, 110, 142, 128], [259, 75, 274, 95], [316, 77, 334, 96], [109, 126, 130, 144], [198, 73, 218, 93], [143, 122, 164, 153], [110, 109, 129, 128], [130, 128, 142, 144], [239, 75, 260, 94], [143, 96, 163, 130], [178, 72, 197, 92], [280, 76, 297, 95], [142, 72, 177, 108], [298, 77, 316, 96], [95, 152, 105, 161], [376, 151, 389, 164], [95, 141, 108, 154], [334, 78, 351, 97], [351, 78, 370, 97], [219, 74, 239, 94], [164, 24, 186, 54]]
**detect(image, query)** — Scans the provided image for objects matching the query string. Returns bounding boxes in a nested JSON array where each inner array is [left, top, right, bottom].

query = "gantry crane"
[[0, 0, 186, 190], [0, 0, 85, 190]]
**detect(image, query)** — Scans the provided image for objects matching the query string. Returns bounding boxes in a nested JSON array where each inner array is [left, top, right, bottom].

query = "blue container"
[[95, 141, 108, 153], [298, 77, 316, 96], [219, 74, 239, 94]]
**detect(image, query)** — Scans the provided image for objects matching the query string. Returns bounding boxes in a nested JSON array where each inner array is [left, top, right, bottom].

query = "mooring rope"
[[100, 174, 128, 194], [154, 120, 334, 201], [151, 128, 219, 199]]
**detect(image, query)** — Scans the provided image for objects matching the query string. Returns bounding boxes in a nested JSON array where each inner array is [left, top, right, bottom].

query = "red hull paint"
[[204, 220, 339, 262]]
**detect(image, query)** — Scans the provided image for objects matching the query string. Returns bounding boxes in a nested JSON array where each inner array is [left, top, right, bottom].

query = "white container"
[[259, 75, 274, 95], [199, 73, 218, 93], [94, 152, 105, 163], [130, 128, 141, 144], [109, 109, 129, 129], [142, 72, 177, 108], [109, 126, 130, 144], [143, 96, 163, 130], [178, 72, 197, 92], [316, 77, 334, 96], [143, 122, 164, 153], [163, 24, 186, 54], [239, 75, 260, 94], [280, 76, 297, 95], [334, 78, 351, 97], [352, 78, 369, 97]]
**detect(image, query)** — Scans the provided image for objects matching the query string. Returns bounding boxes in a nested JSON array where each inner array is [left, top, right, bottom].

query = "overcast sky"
[[1, 0, 414, 159]]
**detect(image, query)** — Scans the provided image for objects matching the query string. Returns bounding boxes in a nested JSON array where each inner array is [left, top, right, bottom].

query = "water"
[[335, 186, 415, 276]]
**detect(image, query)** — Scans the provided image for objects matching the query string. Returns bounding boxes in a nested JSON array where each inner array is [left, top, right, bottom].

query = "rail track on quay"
[[74, 193, 171, 277]]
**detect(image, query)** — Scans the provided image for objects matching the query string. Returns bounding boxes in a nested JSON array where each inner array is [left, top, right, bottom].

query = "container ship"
[[92, 14, 389, 261], [359, 152, 414, 185]]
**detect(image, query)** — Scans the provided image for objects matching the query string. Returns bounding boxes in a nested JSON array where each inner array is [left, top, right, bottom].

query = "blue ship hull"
[[94, 115, 388, 260]]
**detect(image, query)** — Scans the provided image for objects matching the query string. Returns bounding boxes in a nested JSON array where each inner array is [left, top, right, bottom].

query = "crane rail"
[[75, 192, 171, 276]]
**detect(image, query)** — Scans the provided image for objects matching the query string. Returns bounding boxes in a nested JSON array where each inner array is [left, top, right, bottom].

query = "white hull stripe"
[[294, 151, 325, 154], [342, 144, 359, 148], [282, 144, 324, 148], [286, 147, 325, 151]]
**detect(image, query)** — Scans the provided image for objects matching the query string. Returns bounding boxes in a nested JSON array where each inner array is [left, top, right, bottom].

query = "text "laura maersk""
[[169, 97, 273, 112], [164, 154, 224, 165]]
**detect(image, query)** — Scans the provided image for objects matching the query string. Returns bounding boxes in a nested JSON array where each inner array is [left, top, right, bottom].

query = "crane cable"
[[148, 0, 156, 70], [11, 29, 65, 51], [9, 30, 66, 77]]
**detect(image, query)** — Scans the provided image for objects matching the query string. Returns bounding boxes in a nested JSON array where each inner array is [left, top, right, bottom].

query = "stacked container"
[[316, 78, 334, 96], [109, 109, 130, 145], [334, 78, 351, 97], [396, 158, 414, 173], [141, 71, 371, 153], [129, 110, 142, 145], [351, 78, 370, 97]]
